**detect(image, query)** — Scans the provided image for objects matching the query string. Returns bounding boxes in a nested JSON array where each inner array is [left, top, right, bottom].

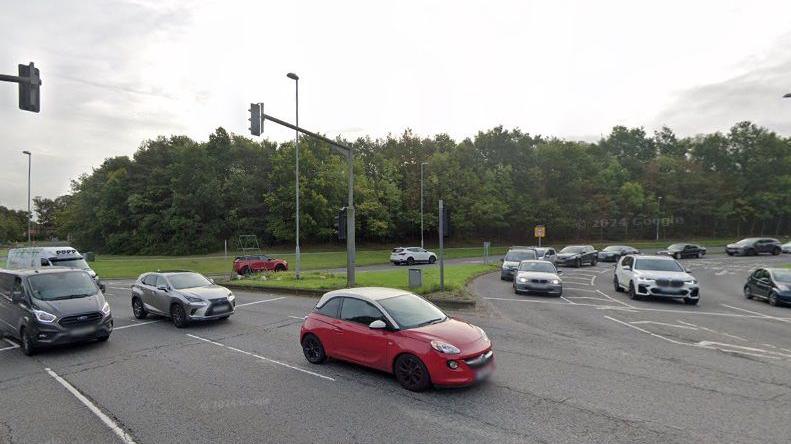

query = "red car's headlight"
[[430, 340, 460, 355]]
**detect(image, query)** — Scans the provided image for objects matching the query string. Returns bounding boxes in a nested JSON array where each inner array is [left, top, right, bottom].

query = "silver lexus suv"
[[131, 271, 236, 328]]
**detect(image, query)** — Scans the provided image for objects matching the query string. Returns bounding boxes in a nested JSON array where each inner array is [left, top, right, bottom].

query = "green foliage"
[[55, 121, 791, 255]]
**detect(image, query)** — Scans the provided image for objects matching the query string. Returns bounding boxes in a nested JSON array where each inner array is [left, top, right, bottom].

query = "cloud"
[[653, 34, 791, 136]]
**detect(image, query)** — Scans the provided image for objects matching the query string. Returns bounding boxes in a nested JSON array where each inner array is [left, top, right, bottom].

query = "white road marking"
[[715, 270, 728, 276], [604, 316, 685, 345], [0, 338, 20, 352], [107, 286, 130, 291], [114, 320, 161, 330], [236, 297, 286, 308], [721, 304, 791, 324], [630, 321, 698, 330], [288, 315, 306, 320], [560, 296, 576, 304], [606, 316, 789, 360], [565, 272, 598, 278], [45, 367, 137, 444], [595, 290, 635, 308], [562, 287, 598, 293], [590, 275, 596, 286], [186, 334, 335, 381]]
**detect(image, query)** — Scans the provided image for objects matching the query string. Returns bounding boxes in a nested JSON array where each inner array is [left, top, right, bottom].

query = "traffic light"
[[18, 63, 41, 113], [337, 207, 347, 241], [248, 103, 262, 136]]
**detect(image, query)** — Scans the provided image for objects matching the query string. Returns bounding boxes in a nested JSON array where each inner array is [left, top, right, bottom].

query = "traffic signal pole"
[[255, 111, 356, 287]]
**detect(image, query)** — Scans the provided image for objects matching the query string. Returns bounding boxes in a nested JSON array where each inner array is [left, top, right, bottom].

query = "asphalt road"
[[1, 254, 789, 443]]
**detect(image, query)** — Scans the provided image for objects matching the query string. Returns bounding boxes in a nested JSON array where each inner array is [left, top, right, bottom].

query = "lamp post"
[[420, 162, 428, 248], [287, 72, 300, 279], [22, 150, 31, 245], [656, 196, 662, 241]]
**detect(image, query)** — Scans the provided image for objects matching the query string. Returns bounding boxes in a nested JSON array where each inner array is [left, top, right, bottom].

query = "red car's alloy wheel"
[[394, 354, 431, 392], [302, 335, 326, 364]]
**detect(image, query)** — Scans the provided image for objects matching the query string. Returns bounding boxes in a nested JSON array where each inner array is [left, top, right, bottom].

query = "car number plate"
[[213, 304, 230, 313], [476, 364, 494, 381], [71, 325, 96, 337]]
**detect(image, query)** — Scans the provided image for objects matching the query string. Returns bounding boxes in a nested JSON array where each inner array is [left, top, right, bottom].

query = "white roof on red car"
[[320, 287, 411, 302]]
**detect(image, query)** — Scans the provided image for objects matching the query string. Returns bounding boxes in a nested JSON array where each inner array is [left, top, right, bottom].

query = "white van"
[[6, 247, 105, 291]]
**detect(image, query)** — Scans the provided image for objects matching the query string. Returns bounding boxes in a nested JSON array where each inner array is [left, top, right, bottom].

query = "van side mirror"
[[557, 270, 563, 275], [622, 266, 631, 271], [368, 320, 386, 329], [11, 290, 25, 304]]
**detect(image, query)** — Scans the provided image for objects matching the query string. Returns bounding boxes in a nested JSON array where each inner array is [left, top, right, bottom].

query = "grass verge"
[[224, 263, 498, 306], [87, 246, 506, 279]]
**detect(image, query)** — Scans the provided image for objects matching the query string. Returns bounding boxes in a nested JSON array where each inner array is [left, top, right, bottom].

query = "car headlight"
[[227, 293, 235, 301], [636, 276, 655, 283], [518, 277, 527, 283], [430, 340, 461, 355], [101, 302, 111, 316], [551, 279, 560, 285], [685, 280, 697, 285], [185, 295, 207, 304], [475, 326, 489, 343], [33, 309, 57, 323]]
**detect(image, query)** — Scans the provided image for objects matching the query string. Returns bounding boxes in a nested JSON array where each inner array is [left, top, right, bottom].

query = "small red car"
[[233, 255, 288, 275], [300, 287, 494, 391]]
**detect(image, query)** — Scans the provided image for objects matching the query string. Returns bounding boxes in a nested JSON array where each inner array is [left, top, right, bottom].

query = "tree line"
[[19, 121, 791, 254]]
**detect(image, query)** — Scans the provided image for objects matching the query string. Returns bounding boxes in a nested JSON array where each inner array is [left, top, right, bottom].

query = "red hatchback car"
[[300, 287, 494, 391], [233, 255, 288, 275]]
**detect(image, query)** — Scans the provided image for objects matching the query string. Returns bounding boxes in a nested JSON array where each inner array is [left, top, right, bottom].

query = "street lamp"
[[656, 196, 662, 241], [420, 162, 428, 248], [22, 150, 31, 245], [287, 72, 300, 279]]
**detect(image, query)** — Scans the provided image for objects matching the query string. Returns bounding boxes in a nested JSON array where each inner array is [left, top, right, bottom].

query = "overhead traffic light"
[[18, 63, 41, 113], [248, 103, 262, 136]]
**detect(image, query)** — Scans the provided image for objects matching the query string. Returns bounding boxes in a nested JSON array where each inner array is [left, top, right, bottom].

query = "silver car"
[[512, 260, 563, 296], [131, 271, 236, 328]]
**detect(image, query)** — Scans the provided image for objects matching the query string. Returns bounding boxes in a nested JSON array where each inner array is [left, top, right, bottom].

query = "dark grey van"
[[0, 268, 113, 355]]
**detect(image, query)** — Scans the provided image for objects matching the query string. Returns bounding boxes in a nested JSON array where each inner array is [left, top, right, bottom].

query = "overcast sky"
[[2, 0, 791, 211]]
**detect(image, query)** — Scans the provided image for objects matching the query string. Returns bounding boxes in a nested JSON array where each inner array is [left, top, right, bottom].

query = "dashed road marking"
[[45, 367, 137, 443], [186, 333, 335, 381], [630, 320, 698, 330]]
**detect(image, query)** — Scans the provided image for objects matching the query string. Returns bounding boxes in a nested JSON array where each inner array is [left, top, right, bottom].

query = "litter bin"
[[84, 251, 96, 262], [408, 268, 422, 289]]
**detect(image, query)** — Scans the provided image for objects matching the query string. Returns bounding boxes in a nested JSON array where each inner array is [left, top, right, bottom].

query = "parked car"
[[598, 245, 640, 262], [556, 245, 598, 267], [657, 243, 706, 259], [390, 247, 437, 266], [783, 241, 791, 254], [529, 247, 557, 264], [513, 260, 563, 296], [725, 238, 782, 256], [131, 271, 236, 328], [613, 255, 699, 305], [6, 246, 105, 291], [0, 268, 112, 355], [233, 255, 288, 275], [300, 287, 494, 391], [500, 248, 538, 280], [744, 268, 791, 306]]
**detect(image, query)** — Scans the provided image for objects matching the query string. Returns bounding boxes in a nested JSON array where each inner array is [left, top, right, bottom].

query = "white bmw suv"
[[613, 255, 700, 305], [390, 247, 437, 265]]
